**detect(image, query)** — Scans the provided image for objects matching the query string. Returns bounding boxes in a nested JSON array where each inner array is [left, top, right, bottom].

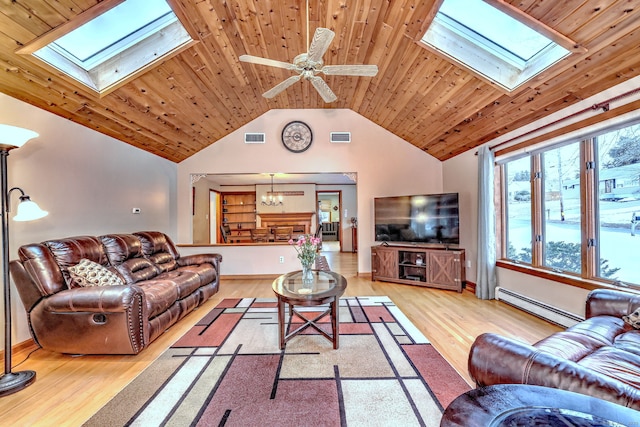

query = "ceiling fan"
[[239, 3, 378, 103]]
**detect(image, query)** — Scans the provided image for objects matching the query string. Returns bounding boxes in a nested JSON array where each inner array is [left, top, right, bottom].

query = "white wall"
[[443, 150, 478, 284], [1, 93, 177, 345], [192, 178, 211, 244], [177, 109, 443, 274]]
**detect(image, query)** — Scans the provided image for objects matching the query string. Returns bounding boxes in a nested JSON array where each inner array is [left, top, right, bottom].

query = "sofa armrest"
[[31, 285, 148, 354], [586, 289, 640, 318], [468, 332, 640, 408], [178, 253, 222, 270], [42, 285, 145, 313], [469, 333, 538, 387]]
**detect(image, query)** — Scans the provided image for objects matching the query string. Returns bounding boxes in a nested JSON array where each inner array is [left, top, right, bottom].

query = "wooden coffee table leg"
[[278, 297, 285, 349], [332, 296, 339, 349]]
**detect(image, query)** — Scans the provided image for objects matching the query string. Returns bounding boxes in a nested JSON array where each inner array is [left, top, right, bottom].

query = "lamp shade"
[[13, 197, 48, 221], [0, 124, 39, 149]]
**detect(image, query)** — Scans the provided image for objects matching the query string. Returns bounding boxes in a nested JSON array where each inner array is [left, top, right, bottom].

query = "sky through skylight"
[[439, 0, 552, 61]]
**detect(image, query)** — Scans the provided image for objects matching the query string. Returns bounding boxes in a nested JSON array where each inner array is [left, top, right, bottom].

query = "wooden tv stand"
[[371, 244, 465, 292]]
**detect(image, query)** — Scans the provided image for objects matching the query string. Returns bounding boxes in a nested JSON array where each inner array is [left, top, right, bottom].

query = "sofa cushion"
[[16, 243, 67, 296], [134, 231, 180, 272], [579, 346, 640, 389], [68, 259, 124, 287], [535, 317, 627, 361], [175, 264, 217, 286], [136, 281, 180, 318], [113, 258, 159, 284], [100, 234, 160, 283], [100, 234, 144, 264], [566, 316, 626, 344], [45, 236, 109, 287], [614, 330, 640, 356], [155, 270, 202, 299]]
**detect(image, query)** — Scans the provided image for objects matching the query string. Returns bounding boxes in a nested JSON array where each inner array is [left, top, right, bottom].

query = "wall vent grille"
[[244, 133, 266, 143], [330, 132, 351, 143]]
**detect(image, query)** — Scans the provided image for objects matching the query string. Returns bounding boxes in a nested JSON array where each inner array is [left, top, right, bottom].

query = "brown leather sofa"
[[468, 289, 640, 409], [10, 231, 221, 355]]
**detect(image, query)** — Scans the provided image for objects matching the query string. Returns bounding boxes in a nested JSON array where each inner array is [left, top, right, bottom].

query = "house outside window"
[[596, 124, 640, 283]]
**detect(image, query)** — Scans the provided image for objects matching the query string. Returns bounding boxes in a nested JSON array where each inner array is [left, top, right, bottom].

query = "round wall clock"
[[281, 121, 313, 153]]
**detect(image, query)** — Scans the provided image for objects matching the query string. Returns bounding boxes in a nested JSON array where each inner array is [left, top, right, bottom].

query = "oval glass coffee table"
[[272, 270, 347, 349]]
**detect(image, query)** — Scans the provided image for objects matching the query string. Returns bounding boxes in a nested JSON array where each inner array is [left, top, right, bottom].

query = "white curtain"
[[476, 145, 497, 299]]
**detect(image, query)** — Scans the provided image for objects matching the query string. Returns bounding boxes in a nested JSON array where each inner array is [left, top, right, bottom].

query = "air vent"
[[330, 132, 351, 143], [244, 133, 266, 143]]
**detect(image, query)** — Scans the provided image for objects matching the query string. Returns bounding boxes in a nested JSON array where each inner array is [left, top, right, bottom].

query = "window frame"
[[497, 133, 640, 292]]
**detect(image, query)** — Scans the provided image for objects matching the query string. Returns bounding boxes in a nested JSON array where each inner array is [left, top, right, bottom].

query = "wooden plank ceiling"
[[1, 0, 639, 163]]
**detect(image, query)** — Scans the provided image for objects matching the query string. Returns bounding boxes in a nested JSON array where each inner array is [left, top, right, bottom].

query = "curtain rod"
[[476, 86, 640, 155]]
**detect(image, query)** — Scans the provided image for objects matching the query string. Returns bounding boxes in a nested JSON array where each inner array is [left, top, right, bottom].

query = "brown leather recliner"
[[468, 289, 640, 409], [10, 231, 221, 355]]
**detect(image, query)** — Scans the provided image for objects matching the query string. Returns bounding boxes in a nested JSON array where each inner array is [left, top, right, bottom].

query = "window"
[[596, 124, 640, 284], [505, 157, 532, 263], [19, 0, 195, 96], [541, 142, 581, 273], [421, 0, 572, 91], [501, 121, 640, 287]]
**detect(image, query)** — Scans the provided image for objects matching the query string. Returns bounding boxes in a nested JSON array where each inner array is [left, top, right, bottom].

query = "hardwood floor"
[[0, 249, 561, 426]]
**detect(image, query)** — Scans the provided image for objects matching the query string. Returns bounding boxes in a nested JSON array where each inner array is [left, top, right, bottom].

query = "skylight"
[[421, 0, 572, 91], [53, 0, 173, 66], [24, 0, 194, 96]]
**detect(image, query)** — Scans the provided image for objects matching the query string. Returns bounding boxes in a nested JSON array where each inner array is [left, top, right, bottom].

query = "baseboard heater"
[[495, 287, 584, 328]]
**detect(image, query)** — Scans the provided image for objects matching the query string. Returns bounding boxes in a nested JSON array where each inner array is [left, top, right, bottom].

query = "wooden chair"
[[250, 227, 270, 242], [220, 224, 231, 243], [322, 222, 339, 241], [314, 224, 323, 250], [274, 226, 293, 241]]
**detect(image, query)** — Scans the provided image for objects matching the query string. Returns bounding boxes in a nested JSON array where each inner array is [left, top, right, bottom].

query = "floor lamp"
[[0, 124, 48, 397]]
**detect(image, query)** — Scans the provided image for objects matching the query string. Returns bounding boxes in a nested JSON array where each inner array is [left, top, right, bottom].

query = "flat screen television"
[[374, 193, 460, 245]]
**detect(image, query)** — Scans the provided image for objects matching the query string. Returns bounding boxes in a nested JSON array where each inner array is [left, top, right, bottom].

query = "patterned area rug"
[[85, 296, 470, 426]]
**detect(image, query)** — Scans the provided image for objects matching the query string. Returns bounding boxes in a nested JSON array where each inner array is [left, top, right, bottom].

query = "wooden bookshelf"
[[221, 192, 256, 243]]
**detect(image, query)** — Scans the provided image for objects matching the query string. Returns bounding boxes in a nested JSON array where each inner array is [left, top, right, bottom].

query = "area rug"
[[85, 296, 470, 426]]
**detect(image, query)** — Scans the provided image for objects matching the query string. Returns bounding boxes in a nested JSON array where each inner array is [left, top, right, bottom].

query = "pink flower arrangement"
[[288, 234, 321, 268]]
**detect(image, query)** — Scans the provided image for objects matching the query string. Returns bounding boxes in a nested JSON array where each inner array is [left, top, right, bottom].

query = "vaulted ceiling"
[[1, 0, 639, 163]]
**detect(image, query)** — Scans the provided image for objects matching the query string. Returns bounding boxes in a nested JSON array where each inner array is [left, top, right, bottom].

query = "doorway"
[[317, 191, 342, 252]]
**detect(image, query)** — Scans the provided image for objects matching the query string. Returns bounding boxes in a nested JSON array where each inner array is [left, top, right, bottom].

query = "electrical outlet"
[[465, 260, 471, 268], [132, 208, 141, 214], [279, 256, 285, 264]]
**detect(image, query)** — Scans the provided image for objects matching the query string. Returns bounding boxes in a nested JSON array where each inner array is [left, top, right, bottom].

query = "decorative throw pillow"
[[68, 259, 124, 287], [622, 307, 640, 329]]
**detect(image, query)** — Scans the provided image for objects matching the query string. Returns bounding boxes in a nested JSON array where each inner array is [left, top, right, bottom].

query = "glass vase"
[[301, 262, 314, 285]]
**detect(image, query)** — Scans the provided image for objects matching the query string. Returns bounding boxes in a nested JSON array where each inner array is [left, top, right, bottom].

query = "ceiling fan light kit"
[[239, 5, 377, 103]]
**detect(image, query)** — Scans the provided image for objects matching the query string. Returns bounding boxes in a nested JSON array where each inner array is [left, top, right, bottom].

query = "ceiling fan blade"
[[262, 74, 302, 99], [310, 76, 337, 103], [321, 64, 379, 77], [307, 28, 335, 63], [239, 54, 295, 70]]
